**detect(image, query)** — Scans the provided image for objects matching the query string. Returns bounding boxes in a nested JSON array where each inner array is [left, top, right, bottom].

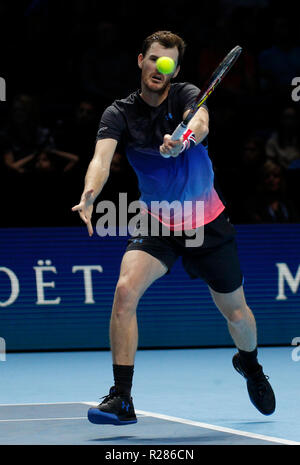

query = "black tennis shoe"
[[232, 353, 276, 415], [87, 387, 137, 425]]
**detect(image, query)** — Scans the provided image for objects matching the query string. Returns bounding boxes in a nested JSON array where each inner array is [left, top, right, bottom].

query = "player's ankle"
[[238, 347, 260, 374], [113, 364, 134, 397]]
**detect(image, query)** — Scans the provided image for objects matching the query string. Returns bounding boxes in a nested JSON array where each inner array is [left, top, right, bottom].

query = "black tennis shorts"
[[126, 211, 243, 293]]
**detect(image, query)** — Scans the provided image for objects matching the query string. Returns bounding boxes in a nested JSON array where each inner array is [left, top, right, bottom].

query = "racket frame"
[[170, 45, 243, 142]]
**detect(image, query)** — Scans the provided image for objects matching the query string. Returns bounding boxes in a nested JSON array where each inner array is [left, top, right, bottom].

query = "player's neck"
[[139, 84, 170, 107]]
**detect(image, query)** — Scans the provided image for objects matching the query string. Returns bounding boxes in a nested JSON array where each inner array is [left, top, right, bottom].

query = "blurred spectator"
[[1, 94, 54, 175], [1, 2, 299, 229], [79, 21, 137, 107], [242, 160, 299, 223], [258, 15, 300, 97], [194, 15, 259, 170], [34, 149, 79, 174], [238, 134, 267, 191], [53, 98, 98, 174], [229, 5, 269, 55], [219, 0, 271, 15], [195, 18, 257, 101], [241, 135, 266, 169], [29, 149, 79, 227], [223, 134, 267, 222], [0, 94, 80, 226], [34, 151, 55, 173], [265, 106, 300, 170], [0, 94, 52, 226]]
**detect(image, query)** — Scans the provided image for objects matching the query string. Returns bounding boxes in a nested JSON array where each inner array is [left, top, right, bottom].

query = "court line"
[[0, 402, 86, 407], [88, 402, 300, 446], [135, 409, 300, 446], [0, 417, 86, 422], [0, 401, 299, 445]]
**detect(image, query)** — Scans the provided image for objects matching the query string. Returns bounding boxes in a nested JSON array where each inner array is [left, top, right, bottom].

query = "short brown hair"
[[141, 31, 186, 66]]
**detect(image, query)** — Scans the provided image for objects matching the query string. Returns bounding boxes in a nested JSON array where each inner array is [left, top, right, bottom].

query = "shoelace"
[[250, 373, 270, 396], [99, 388, 117, 405], [100, 394, 112, 403]]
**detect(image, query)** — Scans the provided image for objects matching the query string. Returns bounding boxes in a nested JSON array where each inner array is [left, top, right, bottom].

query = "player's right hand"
[[159, 134, 183, 158], [72, 189, 94, 237]]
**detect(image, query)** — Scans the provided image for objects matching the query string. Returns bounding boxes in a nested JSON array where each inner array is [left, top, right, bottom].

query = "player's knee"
[[113, 278, 139, 315], [226, 307, 248, 324]]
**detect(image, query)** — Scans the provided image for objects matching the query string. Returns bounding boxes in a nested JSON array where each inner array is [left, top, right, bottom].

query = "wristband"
[[179, 128, 196, 153]]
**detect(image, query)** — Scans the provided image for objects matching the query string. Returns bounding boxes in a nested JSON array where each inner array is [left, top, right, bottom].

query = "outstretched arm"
[[72, 138, 117, 236]]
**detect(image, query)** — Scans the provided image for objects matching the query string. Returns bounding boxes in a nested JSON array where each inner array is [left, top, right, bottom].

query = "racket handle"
[[160, 122, 188, 158], [171, 122, 188, 140]]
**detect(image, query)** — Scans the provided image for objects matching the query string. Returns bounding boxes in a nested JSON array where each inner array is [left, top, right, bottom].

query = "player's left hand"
[[159, 134, 183, 158], [71, 189, 94, 236]]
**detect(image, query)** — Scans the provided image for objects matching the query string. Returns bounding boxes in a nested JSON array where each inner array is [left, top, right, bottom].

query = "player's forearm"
[[81, 139, 117, 201], [82, 159, 110, 201], [187, 111, 209, 144]]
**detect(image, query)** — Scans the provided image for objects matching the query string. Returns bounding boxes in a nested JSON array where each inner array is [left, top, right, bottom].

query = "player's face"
[[138, 43, 180, 94]]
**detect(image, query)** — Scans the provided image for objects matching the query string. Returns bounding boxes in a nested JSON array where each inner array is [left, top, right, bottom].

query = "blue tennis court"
[[0, 346, 299, 445], [1, 0, 300, 455]]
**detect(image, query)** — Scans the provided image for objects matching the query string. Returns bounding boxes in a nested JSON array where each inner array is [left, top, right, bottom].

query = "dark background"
[[0, 0, 300, 228]]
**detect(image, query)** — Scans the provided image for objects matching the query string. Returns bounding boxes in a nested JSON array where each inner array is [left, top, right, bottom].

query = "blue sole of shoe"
[[87, 408, 138, 425]]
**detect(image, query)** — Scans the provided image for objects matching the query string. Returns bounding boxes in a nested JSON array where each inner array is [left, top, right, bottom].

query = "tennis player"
[[72, 31, 275, 425]]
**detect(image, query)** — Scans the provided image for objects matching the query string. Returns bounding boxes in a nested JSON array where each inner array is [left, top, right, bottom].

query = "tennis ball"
[[156, 56, 176, 75]]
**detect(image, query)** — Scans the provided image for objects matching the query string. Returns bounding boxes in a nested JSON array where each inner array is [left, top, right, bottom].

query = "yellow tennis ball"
[[156, 56, 176, 75]]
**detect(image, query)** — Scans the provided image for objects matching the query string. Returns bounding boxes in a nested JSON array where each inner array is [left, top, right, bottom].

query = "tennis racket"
[[171, 45, 242, 141]]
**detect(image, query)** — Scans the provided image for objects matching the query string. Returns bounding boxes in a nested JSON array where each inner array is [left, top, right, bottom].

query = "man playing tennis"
[[72, 31, 275, 425]]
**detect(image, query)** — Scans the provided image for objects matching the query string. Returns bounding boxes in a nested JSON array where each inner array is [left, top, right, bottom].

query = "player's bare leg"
[[209, 284, 275, 415], [88, 249, 167, 425], [110, 250, 167, 365], [209, 285, 257, 351]]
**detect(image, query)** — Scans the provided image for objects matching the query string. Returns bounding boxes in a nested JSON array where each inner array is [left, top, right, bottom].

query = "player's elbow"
[[196, 117, 209, 139], [198, 124, 209, 141], [202, 124, 209, 137]]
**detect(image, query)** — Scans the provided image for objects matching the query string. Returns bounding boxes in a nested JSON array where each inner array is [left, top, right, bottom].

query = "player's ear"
[[137, 53, 144, 69]]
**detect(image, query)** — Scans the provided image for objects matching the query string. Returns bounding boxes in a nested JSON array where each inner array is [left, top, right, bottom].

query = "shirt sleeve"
[[177, 82, 209, 114], [96, 104, 126, 142]]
